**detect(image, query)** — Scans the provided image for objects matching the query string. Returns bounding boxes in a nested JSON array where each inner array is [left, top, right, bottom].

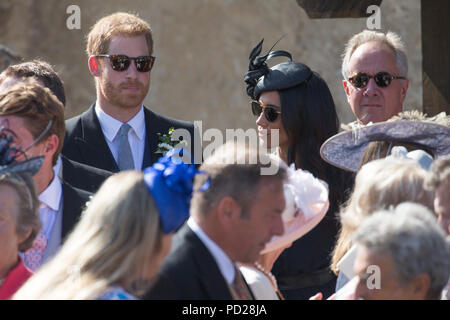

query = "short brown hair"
[[86, 12, 153, 56], [0, 81, 65, 165], [0, 172, 40, 252], [0, 60, 66, 106]]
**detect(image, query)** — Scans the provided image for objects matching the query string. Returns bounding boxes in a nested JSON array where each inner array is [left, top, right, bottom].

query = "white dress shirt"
[[95, 104, 146, 170], [187, 217, 236, 285], [38, 169, 63, 241]]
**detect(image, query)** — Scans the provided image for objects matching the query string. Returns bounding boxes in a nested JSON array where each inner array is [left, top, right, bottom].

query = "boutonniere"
[[82, 195, 94, 212], [156, 127, 188, 156]]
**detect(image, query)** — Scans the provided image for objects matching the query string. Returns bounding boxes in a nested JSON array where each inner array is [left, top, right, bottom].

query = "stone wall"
[[0, 0, 421, 132]]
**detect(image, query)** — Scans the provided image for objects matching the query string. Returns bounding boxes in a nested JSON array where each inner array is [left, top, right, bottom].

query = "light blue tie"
[[117, 123, 135, 171]]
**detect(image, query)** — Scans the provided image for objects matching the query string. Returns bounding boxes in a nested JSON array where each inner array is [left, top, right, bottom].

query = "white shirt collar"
[[38, 169, 62, 211], [95, 104, 145, 142], [187, 217, 236, 284]]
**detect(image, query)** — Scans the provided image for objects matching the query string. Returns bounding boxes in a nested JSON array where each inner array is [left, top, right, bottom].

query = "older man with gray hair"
[[352, 202, 450, 300], [342, 30, 409, 125]]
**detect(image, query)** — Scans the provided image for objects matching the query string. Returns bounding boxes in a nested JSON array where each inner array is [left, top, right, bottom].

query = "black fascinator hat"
[[244, 38, 313, 100]]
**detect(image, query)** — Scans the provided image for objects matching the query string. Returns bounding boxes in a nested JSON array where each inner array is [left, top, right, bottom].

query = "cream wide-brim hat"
[[261, 159, 329, 254]]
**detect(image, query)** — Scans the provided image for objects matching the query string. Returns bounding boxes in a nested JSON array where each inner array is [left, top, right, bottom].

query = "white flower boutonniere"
[[82, 195, 94, 212], [156, 127, 188, 156]]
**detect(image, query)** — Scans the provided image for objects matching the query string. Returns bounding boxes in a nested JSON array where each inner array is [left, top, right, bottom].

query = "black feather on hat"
[[244, 38, 313, 100]]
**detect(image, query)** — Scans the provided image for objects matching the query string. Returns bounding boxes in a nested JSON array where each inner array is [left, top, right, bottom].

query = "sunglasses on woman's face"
[[96, 54, 156, 72], [251, 100, 281, 122], [348, 71, 406, 89]]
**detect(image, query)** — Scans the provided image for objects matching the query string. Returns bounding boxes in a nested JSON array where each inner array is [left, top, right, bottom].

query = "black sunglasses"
[[348, 71, 406, 89], [251, 100, 281, 122], [96, 54, 155, 72]]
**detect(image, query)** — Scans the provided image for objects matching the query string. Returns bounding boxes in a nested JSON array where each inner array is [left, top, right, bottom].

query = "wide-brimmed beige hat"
[[261, 161, 329, 254]]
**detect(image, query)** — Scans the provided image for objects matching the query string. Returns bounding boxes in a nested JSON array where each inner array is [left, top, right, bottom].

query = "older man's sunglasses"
[[251, 100, 281, 122], [348, 71, 406, 89], [96, 54, 155, 72]]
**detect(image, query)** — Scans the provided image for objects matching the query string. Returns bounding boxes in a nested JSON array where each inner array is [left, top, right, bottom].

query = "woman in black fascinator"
[[244, 39, 353, 299]]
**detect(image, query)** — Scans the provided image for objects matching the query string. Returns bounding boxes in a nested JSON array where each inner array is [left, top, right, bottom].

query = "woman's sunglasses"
[[251, 100, 281, 122], [348, 71, 406, 89], [96, 54, 156, 72]]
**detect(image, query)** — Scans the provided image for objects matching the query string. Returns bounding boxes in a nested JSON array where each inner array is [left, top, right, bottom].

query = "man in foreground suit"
[[144, 142, 287, 299], [63, 12, 198, 172], [0, 82, 90, 271], [0, 60, 111, 193]]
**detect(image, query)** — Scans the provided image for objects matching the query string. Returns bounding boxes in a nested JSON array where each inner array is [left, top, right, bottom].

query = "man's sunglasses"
[[96, 54, 156, 72], [251, 100, 281, 122], [348, 71, 406, 89]]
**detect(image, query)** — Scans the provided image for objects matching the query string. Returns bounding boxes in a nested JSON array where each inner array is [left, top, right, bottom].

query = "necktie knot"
[[118, 123, 131, 137]]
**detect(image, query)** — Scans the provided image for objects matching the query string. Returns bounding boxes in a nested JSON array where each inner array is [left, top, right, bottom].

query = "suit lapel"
[[75, 104, 119, 172], [180, 226, 234, 299], [143, 108, 161, 168], [61, 182, 90, 240]]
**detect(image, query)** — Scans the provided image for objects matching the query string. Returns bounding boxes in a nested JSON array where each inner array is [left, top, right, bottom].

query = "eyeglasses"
[[348, 72, 406, 89], [251, 100, 281, 122], [96, 54, 155, 72]]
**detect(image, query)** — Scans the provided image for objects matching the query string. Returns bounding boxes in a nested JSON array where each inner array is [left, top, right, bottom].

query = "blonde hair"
[[341, 30, 408, 80], [14, 171, 164, 299], [86, 12, 153, 56], [331, 157, 433, 274], [0, 172, 40, 252]]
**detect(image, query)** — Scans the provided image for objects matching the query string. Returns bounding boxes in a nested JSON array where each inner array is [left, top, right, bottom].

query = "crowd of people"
[[0, 12, 448, 301]]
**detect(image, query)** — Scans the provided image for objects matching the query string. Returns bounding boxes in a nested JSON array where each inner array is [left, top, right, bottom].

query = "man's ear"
[[88, 56, 102, 77], [399, 79, 409, 104], [216, 196, 242, 226], [42, 134, 59, 159], [342, 79, 351, 99], [411, 273, 431, 300]]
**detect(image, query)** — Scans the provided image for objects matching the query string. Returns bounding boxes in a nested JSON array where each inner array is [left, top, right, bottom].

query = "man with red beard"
[[63, 12, 198, 172]]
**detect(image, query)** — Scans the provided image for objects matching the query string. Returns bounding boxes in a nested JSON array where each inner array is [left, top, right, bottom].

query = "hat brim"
[[320, 120, 450, 172], [254, 62, 312, 98], [261, 194, 329, 254]]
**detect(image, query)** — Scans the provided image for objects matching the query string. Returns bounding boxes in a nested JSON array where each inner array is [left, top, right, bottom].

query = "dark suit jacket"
[[62, 103, 200, 172], [60, 155, 112, 194], [61, 181, 91, 240], [143, 224, 236, 300]]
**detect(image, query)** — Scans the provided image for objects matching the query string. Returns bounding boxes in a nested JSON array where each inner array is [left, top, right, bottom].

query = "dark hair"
[[0, 60, 66, 106], [276, 72, 351, 212]]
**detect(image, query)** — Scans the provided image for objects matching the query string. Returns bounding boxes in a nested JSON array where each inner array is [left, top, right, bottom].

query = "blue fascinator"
[[0, 120, 45, 176], [143, 149, 209, 234]]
